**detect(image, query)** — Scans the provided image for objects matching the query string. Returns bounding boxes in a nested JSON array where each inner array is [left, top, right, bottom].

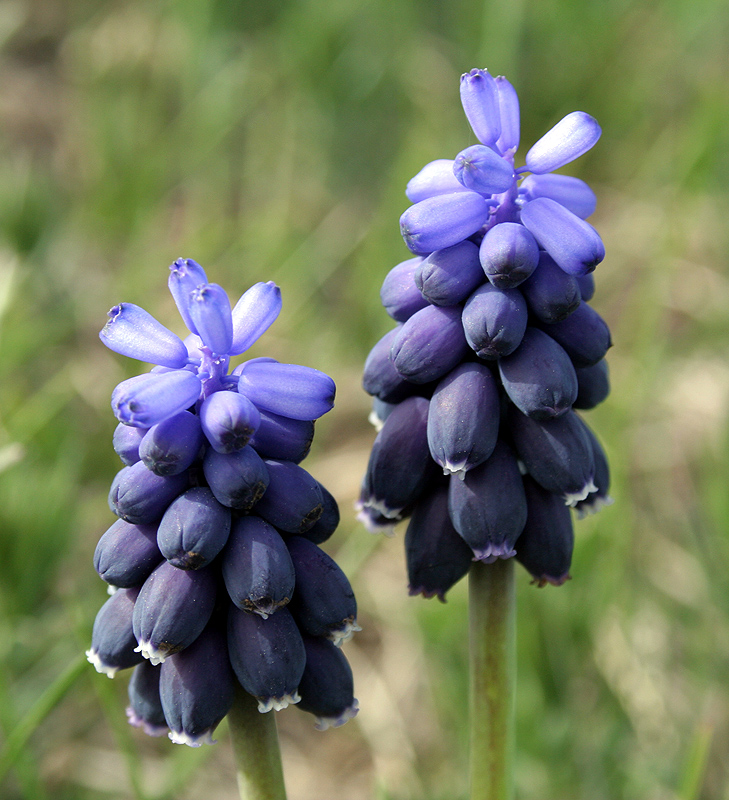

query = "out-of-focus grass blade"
[[678, 722, 713, 800]]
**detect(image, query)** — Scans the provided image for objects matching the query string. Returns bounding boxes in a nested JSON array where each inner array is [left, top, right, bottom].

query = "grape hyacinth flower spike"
[[361, 69, 613, 800], [88, 259, 358, 799]]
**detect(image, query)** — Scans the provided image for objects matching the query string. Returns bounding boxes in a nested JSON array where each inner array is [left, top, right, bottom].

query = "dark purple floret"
[[380, 257, 429, 321], [479, 222, 540, 289], [202, 446, 269, 511], [300, 482, 340, 545], [427, 361, 500, 477], [126, 660, 167, 737], [227, 605, 306, 712], [415, 240, 484, 306], [575, 273, 595, 302], [461, 282, 528, 359], [248, 410, 315, 464], [94, 519, 162, 588], [286, 537, 359, 645], [132, 561, 217, 665], [516, 477, 574, 586], [87, 587, 144, 677], [139, 411, 204, 476], [574, 418, 612, 518], [391, 304, 469, 384], [254, 460, 324, 534], [519, 252, 581, 324], [405, 482, 474, 601], [297, 635, 359, 730], [108, 462, 189, 525], [363, 327, 423, 403], [574, 359, 610, 410], [160, 624, 236, 746], [537, 300, 612, 368], [221, 516, 295, 618], [447, 440, 527, 562], [113, 423, 147, 466], [156, 487, 231, 570], [497, 328, 578, 420]]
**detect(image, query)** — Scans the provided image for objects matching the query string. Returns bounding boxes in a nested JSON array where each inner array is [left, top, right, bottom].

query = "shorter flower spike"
[[406, 160, 468, 203], [461, 282, 528, 359], [160, 625, 235, 747], [108, 462, 189, 525], [227, 605, 305, 713], [297, 635, 359, 730], [86, 587, 144, 678], [525, 110, 601, 175], [460, 68, 502, 147], [415, 241, 484, 307], [405, 482, 474, 601], [453, 145, 515, 194], [519, 173, 597, 220], [111, 370, 202, 428], [519, 252, 581, 324], [126, 661, 168, 737], [520, 197, 605, 276], [199, 390, 261, 454], [168, 258, 208, 335], [229, 281, 282, 356], [237, 361, 335, 421], [188, 283, 233, 355], [479, 222, 540, 289], [380, 257, 429, 322], [400, 192, 492, 255], [139, 411, 204, 476], [94, 519, 161, 588], [100, 303, 189, 369], [221, 516, 295, 618], [132, 561, 217, 665], [202, 446, 270, 511], [157, 488, 231, 570]]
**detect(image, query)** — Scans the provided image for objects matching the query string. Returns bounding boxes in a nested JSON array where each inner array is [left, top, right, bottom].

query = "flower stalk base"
[[229, 687, 288, 800], [469, 558, 516, 800]]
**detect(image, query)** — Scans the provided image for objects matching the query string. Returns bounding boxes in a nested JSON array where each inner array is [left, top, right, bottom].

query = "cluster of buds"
[[87, 259, 359, 745], [359, 69, 612, 598]]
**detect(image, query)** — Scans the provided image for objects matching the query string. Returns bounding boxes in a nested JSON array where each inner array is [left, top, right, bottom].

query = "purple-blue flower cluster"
[[87, 259, 358, 745], [359, 69, 613, 598]]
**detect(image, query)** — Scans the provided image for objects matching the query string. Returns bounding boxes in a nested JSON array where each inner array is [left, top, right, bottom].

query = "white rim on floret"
[[168, 728, 217, 747], [313, 699, 360, 731], [355, 504, 397, 537], [575, 493, 614, 520], [85, 648, 120, 678], [328, 619, 362, 648], [368, 409, 386, 432], [441, 459, 469, 480], [106, 584, 119, 596], [125, 706, 168, 737], [359, 497, 403, 521], [257, 691, 301, 713], [134, 640, 172, 666], [563, 479, 598, 507]]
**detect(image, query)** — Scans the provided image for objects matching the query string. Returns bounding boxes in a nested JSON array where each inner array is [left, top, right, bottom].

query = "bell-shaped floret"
[[427, 362, 500, 476], [126, 661, 167, 737], [112, 370, 202, 428], [168, 258, 208, 335], [516, 477, 574, 586], [391, 305, 469, 384], [202, 446, 269, 511], [574, 418, 612, 518], [229, 281, 282, 356], [363, 328, 423, 403], [94, 519, 161, 588], [132, 561, 217, 665], [447, 440, 527, 562], [520, 174, 597, 219], [139, 411, 204, 476], [498, 328, 578, 419], [248, 410, 314, 464], [462, 282, 528, 359], [525, 111, 601, 174], [380, 257, 428, 322], [574, 359, 610, 410], [113, 423, 147, 466], [406, 159, 469, 203], [400, 191, 492, 255], [254, 460, 323, 534], [495, 76, 520, 154], [237, 361, 335, 421], [360, 396, 434, 519], [222, 516, 295, 618], [453, 145, 515, 195], [297, 635, 359, 730], [415, 241, 484, 306], [199, 390, 261, 454], [537, 300, 611, 368], [520, 197, 605, 276], [405, 482, 474, 601], [187, 283, 233, 355], [108, 462, 189, 525], [300, 482, 340, 545], [519, 252, 581, 324], [157, 487, 231, 570], [287, 537, 358, 645], [86, 587, 144, 678], [160, 624, 235, 746], [459, 68, 501, 147], [479, 222, 539, 289], [508, 407, 596, 505], [100, 303, 189, 369], [227, 605, 306, 713]]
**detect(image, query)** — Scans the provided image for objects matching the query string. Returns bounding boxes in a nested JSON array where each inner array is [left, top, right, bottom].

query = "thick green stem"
[[228, 688, 288, 800], [469, 558, 516, 800]]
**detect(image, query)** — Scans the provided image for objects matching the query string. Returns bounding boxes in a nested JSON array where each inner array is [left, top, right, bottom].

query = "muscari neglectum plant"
[[87, 259, 358, 800], [359, 68, 612, 799]]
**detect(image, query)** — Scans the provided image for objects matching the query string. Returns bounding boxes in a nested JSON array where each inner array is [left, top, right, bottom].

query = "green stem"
[[228, 688, 288, 800], [469, 558, 516, 800]]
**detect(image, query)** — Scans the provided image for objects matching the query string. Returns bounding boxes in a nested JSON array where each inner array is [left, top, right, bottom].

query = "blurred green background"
[[0, 0, 728, 797]]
